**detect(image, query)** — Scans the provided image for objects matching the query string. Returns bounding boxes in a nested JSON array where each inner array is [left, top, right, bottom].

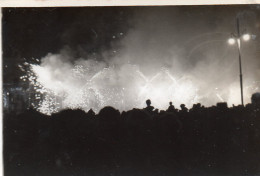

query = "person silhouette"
[[252, 93, 260, 105], [251, 92, 260, 110], [167, 101, 177, 113], [180, 104, 188, 113], [145, 99, 154, 112]]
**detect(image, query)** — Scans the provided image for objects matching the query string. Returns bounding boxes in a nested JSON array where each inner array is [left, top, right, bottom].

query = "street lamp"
[[228, 38, 236, 45], [228, 18, 252, 106], [242, 34, 251, 41]]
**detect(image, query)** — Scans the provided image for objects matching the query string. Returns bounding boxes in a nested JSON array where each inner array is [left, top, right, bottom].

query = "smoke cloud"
[[23, 6, 260, 114]]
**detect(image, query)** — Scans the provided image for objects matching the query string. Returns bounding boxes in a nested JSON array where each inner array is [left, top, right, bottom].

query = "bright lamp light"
[[228, 38, 236, 45], [242, 34, 250, 41]]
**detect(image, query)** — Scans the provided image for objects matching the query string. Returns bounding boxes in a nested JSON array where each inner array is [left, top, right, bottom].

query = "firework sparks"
[[19, 58, 201, 115], [19, 56, 260, 115]]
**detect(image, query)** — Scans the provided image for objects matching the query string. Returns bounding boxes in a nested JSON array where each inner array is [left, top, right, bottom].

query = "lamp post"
[[228, 18, 251, 106]]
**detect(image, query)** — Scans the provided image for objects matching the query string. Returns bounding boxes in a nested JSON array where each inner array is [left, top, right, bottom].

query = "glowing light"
[[20, 56, 258, 115], [20, 61, 200, 115], [242, 34, 250, 41], [228, 38, 236, 45]]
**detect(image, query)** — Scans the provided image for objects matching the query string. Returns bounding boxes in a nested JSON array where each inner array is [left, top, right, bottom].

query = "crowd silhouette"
[[4, 93, 260, 176]]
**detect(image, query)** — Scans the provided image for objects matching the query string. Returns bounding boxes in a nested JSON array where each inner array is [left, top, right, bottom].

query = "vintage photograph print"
[[2, 5, 260, 176]]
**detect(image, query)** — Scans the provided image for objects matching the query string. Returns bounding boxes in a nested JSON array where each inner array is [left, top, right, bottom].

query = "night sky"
[[3, 7, 134, 83]]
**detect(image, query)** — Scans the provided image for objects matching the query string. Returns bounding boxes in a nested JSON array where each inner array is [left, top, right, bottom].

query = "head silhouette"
[[251, 92, 260, 104], [169, 102, 172, 106], [146, 99, 151, 106], [252, 92, 260, 105], [99, 106, 120, 121]]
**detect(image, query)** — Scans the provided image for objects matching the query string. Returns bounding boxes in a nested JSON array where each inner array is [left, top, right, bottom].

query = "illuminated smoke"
[[20, 55, 201, 115], [19, 52, 260, 115], [18, 8, 260, 115]]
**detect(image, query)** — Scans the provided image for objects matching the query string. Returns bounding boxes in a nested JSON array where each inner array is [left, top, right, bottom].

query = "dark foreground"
[[4, 103, 260, 176]]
